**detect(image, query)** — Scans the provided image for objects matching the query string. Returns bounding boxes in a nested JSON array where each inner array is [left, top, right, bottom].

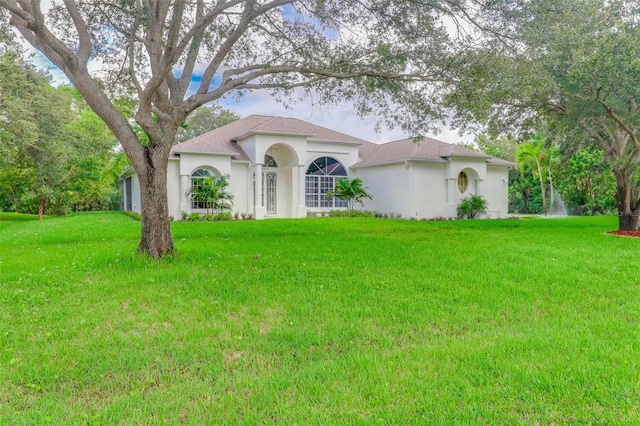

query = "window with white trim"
[[305, 157, 348, 208], [191, 168, 216, 209]]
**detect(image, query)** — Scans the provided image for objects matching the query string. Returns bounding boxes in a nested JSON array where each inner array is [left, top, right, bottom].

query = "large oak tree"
[[0, 0, 478, 257], [447, 0, 640, 230]]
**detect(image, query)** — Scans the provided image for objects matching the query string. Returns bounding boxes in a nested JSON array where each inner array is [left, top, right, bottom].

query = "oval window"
[[458, 171, 468, 193]]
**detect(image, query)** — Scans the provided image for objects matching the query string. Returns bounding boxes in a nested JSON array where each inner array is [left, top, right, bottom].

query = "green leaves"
[[456, 195, 488, 219], [188, 174, 234, 217], [0, 57, 119, 216], [326, 178, 372, 211]]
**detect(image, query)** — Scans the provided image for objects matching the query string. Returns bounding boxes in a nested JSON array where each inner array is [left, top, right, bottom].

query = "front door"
[[265, 171, 277, 215]]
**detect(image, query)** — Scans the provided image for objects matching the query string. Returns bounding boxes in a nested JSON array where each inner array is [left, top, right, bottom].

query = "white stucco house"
[[121, 115, 514, 220]]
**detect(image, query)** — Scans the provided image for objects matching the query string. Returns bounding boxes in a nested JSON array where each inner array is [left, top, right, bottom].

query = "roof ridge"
[[249, 115, 279, 132]]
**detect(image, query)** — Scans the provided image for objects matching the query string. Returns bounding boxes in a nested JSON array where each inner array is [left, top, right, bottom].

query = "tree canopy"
[[0, 54, 120, 217], [446, 0, 640, 229], [0, 0, 484, 256]]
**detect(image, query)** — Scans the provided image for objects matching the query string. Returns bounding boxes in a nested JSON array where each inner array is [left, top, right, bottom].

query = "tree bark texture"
[[134, 145, 174, 257], [38, 198, 45, 221], [614, 169, 640, 231]]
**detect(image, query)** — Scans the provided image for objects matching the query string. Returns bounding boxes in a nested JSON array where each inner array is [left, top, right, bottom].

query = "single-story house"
[[121, 115, 514, 220]]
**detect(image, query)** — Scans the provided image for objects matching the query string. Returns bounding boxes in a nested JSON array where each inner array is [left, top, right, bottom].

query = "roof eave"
[[487, 160, 517, 167], [173, 150, 240, 156], [352, 158, 449, 169], [308, 138, 364, 146], [441, 153, 492, 160]]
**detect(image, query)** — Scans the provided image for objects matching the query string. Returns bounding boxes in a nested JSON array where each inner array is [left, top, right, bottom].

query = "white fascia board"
[[173, 150, 239, 156], [351, 158, 449, 169], [308, 138, 363, 146]]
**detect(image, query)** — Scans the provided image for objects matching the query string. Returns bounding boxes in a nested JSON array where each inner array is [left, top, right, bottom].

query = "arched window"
[[305, 157, 348, 208], [191, 168, 216, 209], [458, 171, 469, 193], [264, 154, 277, 168]]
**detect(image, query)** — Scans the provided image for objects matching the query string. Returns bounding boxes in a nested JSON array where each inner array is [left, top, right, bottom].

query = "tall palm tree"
[[326, 178, 372, 211], [189, 175, 234, 216], [516, 138, 552, 215]]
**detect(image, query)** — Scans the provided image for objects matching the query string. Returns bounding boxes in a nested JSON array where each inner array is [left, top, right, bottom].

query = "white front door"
[[265, 171, 277, 215]]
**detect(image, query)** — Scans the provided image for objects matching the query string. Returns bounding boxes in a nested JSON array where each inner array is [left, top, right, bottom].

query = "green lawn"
[[1, 212, 639, 424]]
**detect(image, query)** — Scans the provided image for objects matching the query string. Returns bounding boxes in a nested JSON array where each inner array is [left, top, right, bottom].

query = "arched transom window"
[[264, 154, 277, 168], [191, 168, 216, 209], [305, 157, 348, 208]]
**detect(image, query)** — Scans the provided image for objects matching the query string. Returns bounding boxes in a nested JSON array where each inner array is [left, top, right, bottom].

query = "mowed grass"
[[1, 212, 639, 424]]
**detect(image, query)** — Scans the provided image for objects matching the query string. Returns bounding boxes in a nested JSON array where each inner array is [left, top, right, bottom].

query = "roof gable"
[[171, 115, 367, 160]]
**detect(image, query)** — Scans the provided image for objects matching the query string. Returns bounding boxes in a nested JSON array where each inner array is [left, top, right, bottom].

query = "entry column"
[[180, 174, 190, 212], [295, 165, 307, 218], [254, 163, 265, 219]]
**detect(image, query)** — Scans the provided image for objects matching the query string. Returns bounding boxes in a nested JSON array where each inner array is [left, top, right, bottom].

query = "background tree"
[[555, 146, 616, 215], [0, 54, 73, 219], [0, 57, 120, 217], [175, 105, 239, 143], [326, 178, 372, 211], [0, 0, 484, 257], [516, 137, 553, 216], [447, 0, 640, 230], [61, 88, 122, 212]]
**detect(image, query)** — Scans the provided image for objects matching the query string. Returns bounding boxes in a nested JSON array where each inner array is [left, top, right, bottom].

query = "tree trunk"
[[548, 172, 555, 215], [614, 169, 640, 231], [536, 163, 547, 215], [134, 146, 174, 258], [38, 198, 45, 221], [539, 177, 547, 216]]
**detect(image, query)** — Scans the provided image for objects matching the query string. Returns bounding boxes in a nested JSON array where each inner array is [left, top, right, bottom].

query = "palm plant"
[[516, 137, 554, 215], [457, 195, 488, 219], [189, 175, 234, 216], [326, 178, 372, 211]]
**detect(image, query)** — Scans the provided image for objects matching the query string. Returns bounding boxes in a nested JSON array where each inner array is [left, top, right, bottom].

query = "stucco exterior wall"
[[355, 163, 413, 218], [411, 161, 455, 218], [178, 153, 232, 177], [167, 159, 182, 219], [166, 153, 236, 218], [230, 161, 252, 216], [305, 141, 360, 171], [130, 174, 141, 213], [354, 159, 510, 219], [483, 165, 510, 218]]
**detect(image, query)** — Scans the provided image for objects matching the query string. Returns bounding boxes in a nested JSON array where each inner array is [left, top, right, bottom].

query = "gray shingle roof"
[[171, 115, 368, 160], [171, 115, 514, 167], [354, 136, 514, 168]]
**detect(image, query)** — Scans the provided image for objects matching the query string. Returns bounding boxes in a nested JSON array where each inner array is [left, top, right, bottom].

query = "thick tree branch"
[[198, 0, 258, 93], [578, 118, 613, 157], [62, 0, 92, 65]]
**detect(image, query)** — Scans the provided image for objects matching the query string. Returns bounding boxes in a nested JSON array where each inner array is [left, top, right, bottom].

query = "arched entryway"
[[255, 143, 299, 218]]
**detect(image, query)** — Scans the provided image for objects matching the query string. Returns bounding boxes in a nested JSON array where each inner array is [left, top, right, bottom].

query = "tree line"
[[0, 52, 238, 219], [0, 54, 123, 219]]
